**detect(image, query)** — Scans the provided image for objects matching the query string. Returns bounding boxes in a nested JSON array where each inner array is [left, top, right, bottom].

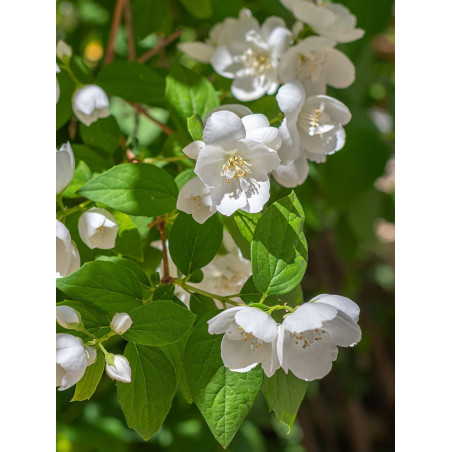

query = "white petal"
[[111, 313, 133, 334], [321, 310, 361, 347], [323, 48, 355, 88], [56, 306, 81, 329], [204, 104, 253, 123], [283, 302, 338, 333], [56, 333, 87, 373], [178, 42, 215, 63], [240, 140, 280, 173], [311, 294, 360, 322], [58, 366, 87, 391], [272, 155, 309, 188], [192, 206, 215, 224], [234, 307, 278, 343], [202, 110, 246, 146], [66, 242, 80, 275], [276, 81, 305, 125], [106, 355, 132, 383], [243, 178, 271, 213], [56, 142, 75, 194], [261, 336, 280, 377], [277, 119, 301, 164], [246, 127, 281, 151], [210, 178, 247, 216], [182, 141, 205, 160], [231, 76, 269, 102], [207, 307, 246, 334], [194, 145, 227, 187], [211, 46, 239, 78], [291, 1, 336, 28], [241, 114, 270, 132], [220, 335, 265, 372]]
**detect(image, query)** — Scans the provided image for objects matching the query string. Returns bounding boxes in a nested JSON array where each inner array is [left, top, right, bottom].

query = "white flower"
[[56, 333, 96, 391], [178, 109, 281, 220], [273, 80, 350, 187], [208, 306, 280, 377], [56, 142, 75, 194], [279, 36, 355, 96], [56, 40, 72, 61], [56, 306, 82, 330], [277, 294, 361, 381], [72, 85, 109, 126], [281, 1, 364, 43], [105, 354, 132, 383], [56, 64, 61, 103], [56, 220, 80, 278], [111, 313, 132, 334], [78, 208, 118, 250]]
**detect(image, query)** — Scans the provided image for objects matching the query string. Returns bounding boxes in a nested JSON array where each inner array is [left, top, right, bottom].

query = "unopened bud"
[[105, 354, 132, 383], [111, 313, 132, 334], [56, 305, 82, 330]]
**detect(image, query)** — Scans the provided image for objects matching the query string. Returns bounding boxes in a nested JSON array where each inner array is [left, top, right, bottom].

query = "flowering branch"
[[137, 29, 183, 63]]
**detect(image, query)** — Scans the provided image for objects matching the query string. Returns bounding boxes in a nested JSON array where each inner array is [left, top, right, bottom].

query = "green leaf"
[[184, 313, 263, 448], [179, 0, 212, 19], [251, 192, 308, 295], [56, 70, 75, 130], [80, 116, 121, 153], [169, 212, 223, 275], [189, 293, 218, 318], [56, 260, 143, 314], [262, 369, 308, 432], [165, 63, 219, 131], [78, 163, 178, 216], [95, 256, 150, 288], [131, 0, 170, 40], [71, 144, 113, 172], [96, 61, 165, 105], [62, 161, 92, 199], [123, 300, 195, 346], [187, 114, 204, 141], [56, 300, 110, 337], [69, 55, 94, 84], [112, 211, 144, 261], [222, 211, 261, 260], [174, 169, 196, 190], [161, 331, 193, 403], [72, 350, 105, 402], [117, 343, 176, 440]]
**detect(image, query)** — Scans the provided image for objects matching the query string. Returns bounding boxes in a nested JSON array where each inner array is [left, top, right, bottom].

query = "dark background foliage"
[[56, 0, 394, 450]]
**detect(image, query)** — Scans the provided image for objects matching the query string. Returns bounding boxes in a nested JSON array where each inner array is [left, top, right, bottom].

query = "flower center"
[[243, 49, 272, 77], [191, 195, 202, 208], [296, 52, 327, 82], [221, 154, 252, 183], [292, 328, 326, 349], [96, 226, 104, 236], [238, 326, 262, 350], [298, 103, 332, 136]]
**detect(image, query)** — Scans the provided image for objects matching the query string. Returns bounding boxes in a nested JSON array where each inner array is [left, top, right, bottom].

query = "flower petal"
[[220, 335, 264, 372], [322, 310, 361, 347], [311, 294, 360, 322], [272, 155, 309, 188], [323, 48, 355, 88], [178, 42, 215, 63], [182, 141, 205, 160], [283, 302, 338, 333], [204, 104, 253, 123], [234, 307, 278, 343], [231, 76, 270, 102], [242, 178, 271, 213], [207, 307, 246, 334], [202, 110, 246, 146], [276, 81, 305, 125]]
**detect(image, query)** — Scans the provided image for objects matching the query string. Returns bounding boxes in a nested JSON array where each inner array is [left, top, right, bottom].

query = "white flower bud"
[[56, 333, 95, 391], [56, 220, 81, 278], [72, 85, 110, 126], [56, 142, 75, 194], [56, 40, 72, 61], [105, 354, 132, 383], [111, 313, 132, 334], [56, 305, 82, 329], [78, 208, 118, 250], [56, 64, 61, 103]]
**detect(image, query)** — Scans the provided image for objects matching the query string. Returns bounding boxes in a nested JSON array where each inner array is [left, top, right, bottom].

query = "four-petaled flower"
[[208, 306, 280, 377]]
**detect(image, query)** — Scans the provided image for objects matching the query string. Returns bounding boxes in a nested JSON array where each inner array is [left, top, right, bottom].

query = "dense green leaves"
[[123, 300, 195, 346], [78, 163, 178, 216], [165, 63, 219, 130], [184, 313, 263, 448], [179, 0, 212, 19], [56, 260, 143, 314], [169, 212, 223, 275], [187, 114, 204, 141], [117, 343, 176, 440], [72, 350, 106, 402], [80, 116, 121, 153], [251, 192, 308, 295], [262, 369, 308, 431], [96, 61, 165, 105]]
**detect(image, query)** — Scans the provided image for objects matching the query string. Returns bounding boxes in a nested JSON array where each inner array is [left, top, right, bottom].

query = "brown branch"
[[128, 102, 174, 135], [137, 29, 183, 63], [156, 217, 173, 284], [105, 0, 126, 65], [123, 0, 136, 61]]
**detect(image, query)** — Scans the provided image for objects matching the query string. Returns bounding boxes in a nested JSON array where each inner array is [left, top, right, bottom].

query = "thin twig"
[[123, 0, 136, 61], [137, 29, 183, 63], [128, 102, 174, 135], [105, 0, 126, 65], [156, 217, 172, 284]]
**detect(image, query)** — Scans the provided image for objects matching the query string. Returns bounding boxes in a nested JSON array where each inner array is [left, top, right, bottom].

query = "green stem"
[[175, 280, 244, 307], [259, 292, 268, 304], [57, 200, 93, 220], [267, 304, 294, 315], [143, 156, 188, 164], [59, 61, 83, 88]]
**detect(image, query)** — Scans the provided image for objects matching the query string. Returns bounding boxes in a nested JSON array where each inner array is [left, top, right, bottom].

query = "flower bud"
[[56, 40, 72, 61], [105, 354, 132, 383], [111, 313, 132, 334], [56, 64, 61, 103], [78, 208, 118, 250], [56, 305, 82, 330], [56, 142, 75, 194], [56, 220, 80, 277], [72, 85, 109, 126]]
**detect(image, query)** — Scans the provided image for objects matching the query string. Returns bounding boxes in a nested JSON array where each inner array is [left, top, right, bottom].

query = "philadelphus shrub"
[[56, 0, 366, 447]]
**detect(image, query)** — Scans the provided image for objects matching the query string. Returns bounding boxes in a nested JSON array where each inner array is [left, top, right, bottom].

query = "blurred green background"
[[56, 0, 394, 450]]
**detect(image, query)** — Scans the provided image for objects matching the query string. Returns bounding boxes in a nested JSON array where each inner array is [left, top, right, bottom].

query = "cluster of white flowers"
[[56, 307, 133, 390], [178, 2, 362, 198], [208, 294, 361, 380]]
